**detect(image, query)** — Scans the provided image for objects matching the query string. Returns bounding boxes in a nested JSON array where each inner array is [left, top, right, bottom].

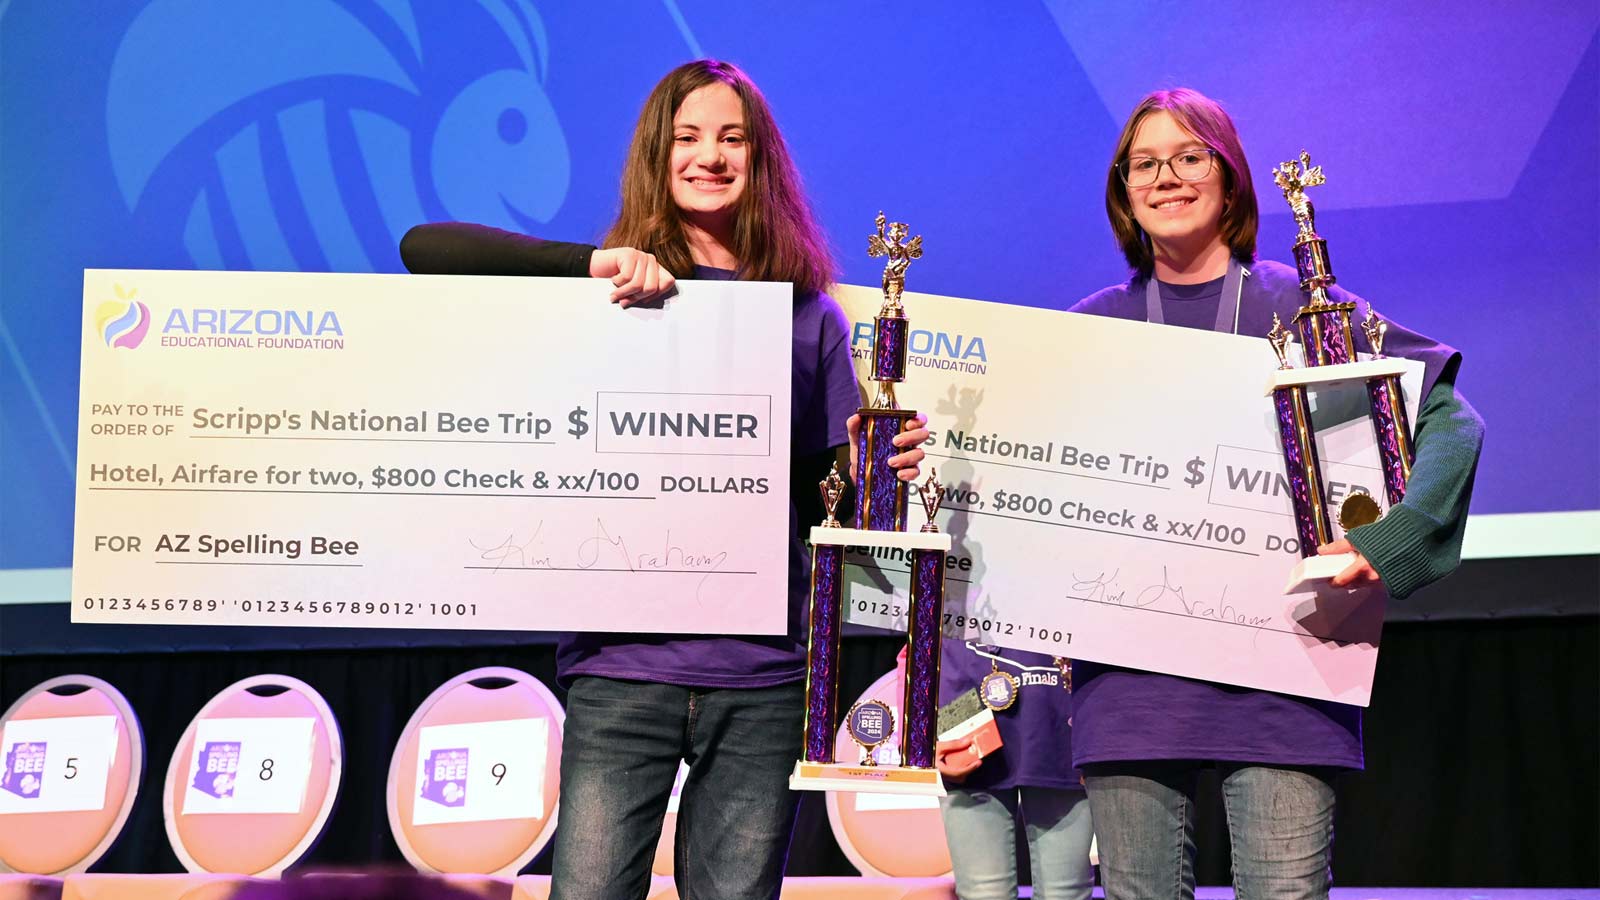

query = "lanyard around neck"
[[1144, 257, 1247, 335]]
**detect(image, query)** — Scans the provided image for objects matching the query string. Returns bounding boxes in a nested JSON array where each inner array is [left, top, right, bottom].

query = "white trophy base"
[[1284, 552, 1357, 594], [789, 760, 946, 796], [810, 526, 952, 552], [1265, 358, 1408, 396]]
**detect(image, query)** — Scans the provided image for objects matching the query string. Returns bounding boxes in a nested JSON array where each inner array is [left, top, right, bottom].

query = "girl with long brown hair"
[[402, 59, 926, 900]]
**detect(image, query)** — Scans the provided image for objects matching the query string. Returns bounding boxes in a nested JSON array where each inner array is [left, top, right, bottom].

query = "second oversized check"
[[73, 270, 793, 634], [834, 285, 1423, 706]]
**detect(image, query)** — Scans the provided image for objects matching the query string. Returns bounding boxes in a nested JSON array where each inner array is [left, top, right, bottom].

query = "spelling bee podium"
[[790, 214, 949, 796], [1264, 152, 1416, 593]]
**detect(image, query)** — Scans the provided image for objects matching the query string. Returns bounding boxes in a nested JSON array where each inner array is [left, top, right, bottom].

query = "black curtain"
[[2, 620, 1595, 886]]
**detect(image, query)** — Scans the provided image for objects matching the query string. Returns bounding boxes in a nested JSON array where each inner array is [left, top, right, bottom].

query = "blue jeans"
[[549, 676, 803, 900], [1083, 762, 1337, 900], [939, 785, 1095, 900]]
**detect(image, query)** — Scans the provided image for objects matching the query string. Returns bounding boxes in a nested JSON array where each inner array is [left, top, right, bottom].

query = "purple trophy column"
[[1365, 376, 1414, 507], [1297, 309, 1356, 367], [1273, 385, 1333, 556], [853, 412, 912, 531], [872, 314, 909, 383], [1293, 239, 1331, 291], [901, 548, 945, 768], [802, 544, 845, 763]]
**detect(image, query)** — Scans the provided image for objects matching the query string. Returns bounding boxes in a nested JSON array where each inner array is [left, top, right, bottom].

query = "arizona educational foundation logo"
[[96, 285, 151, 349], [850, 320, 991, 376]]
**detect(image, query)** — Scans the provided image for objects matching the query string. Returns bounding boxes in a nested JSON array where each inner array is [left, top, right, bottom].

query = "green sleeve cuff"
[[1345, 503, 1453, 600]]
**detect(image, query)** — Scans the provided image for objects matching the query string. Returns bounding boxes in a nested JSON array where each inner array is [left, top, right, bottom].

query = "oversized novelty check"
[[834, 285, 1422, 705], [73, 270, 792, 633]]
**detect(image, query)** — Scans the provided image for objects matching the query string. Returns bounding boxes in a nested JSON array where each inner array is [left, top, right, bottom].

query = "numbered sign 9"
[[181, 717, 315, 814], [412, 718, 547, 826], [0, 716, 118, 814]]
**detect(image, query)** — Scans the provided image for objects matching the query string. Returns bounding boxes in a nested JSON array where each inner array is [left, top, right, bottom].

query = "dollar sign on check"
[[568, 406, 590, 439], [1185, 457, 1206, 487]]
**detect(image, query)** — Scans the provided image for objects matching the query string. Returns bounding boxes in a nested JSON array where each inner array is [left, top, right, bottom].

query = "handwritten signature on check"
[[469, 519, 729, 576], [1072, 567, 1272, 629]]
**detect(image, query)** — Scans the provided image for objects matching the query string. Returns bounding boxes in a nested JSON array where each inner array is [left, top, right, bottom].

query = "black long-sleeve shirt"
[[399, 222, 594, 278]]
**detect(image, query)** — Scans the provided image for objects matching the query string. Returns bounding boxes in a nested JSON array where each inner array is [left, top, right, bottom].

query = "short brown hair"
[[604, 60, 835, 296], [1105, 88, 1258, 278]]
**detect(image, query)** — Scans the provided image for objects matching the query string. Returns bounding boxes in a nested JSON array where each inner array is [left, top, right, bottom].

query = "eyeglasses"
[[1117, 149, 1219, 188]]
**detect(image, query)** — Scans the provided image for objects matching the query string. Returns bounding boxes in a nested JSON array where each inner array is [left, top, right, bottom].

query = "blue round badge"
[[846, 699, 895, 758]]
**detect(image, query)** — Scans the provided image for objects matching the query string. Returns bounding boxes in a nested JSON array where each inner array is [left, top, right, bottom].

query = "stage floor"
[[1113, 883, 1600, 890]]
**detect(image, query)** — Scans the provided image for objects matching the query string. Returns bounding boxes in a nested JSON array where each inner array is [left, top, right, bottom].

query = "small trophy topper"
[[918, 468, 944, 533], [1361, 309, 1389, 359], [867, 211, 924, 314], [1267, 313, 1295, 370], [819, 463, 846, 528], [1273, 150, 1326, 243]]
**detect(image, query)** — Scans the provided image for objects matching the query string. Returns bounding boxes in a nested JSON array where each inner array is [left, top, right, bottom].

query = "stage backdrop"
[[2, 1, 1598, 603]]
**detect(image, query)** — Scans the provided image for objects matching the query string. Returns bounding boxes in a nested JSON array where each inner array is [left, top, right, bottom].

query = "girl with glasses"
[[1067, 88, 1485, 899]]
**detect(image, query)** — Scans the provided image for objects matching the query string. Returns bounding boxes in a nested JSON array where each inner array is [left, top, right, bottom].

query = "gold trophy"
[[1265, 153, 1416, 592], [791, 215, 949, 796]]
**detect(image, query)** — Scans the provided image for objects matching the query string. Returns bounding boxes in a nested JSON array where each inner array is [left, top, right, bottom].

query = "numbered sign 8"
[[181, 718, 315, 815]]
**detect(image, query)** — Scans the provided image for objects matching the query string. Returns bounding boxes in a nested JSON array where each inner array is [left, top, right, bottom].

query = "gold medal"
[[979, 661, 1019, 712], [1338, 491, 1382, 530]]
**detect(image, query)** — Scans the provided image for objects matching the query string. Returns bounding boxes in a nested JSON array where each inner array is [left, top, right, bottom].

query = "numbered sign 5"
[[181, 717, 315, 815], [412, 718, 547, 826], [0, 715, 118, 814]]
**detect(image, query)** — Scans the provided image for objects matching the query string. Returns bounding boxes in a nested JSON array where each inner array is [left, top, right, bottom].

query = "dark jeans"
[[550, 676, 804, 900]]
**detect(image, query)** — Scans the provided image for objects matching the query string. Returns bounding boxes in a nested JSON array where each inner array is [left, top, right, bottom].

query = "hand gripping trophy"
[[1265, 153, 1417, 591], [790, 214, 950, 796]]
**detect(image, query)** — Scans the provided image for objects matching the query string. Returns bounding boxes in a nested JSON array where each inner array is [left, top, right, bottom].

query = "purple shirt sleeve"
[[796, 292, 860, 455]]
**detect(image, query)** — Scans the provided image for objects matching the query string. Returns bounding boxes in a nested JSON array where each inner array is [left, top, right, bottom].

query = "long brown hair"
[[604, 60, 835, 296], [1105, 88, 1258, 278]]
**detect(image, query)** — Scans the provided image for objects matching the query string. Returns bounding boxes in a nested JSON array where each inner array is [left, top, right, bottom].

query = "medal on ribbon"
[[979, 660, 1019, 712]]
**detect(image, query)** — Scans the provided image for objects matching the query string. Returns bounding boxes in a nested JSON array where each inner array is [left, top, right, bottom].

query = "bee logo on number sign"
[[1, 741, 46, 798], [419, 747, 469, 808], [192, 741, 242, 799]]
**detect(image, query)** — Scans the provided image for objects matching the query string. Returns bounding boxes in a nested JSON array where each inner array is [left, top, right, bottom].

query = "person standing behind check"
[[934, 642, 1093, 900], [400, 59, 929, 900], [1066, 88, 1484, 899]]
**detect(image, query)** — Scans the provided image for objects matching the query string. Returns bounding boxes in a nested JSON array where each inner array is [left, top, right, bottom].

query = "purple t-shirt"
[[556, 267, 860, 689], [940, 640, 1082, 791], [1066, 259, 1459, 770], [1157, 275, 1226, 330]]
